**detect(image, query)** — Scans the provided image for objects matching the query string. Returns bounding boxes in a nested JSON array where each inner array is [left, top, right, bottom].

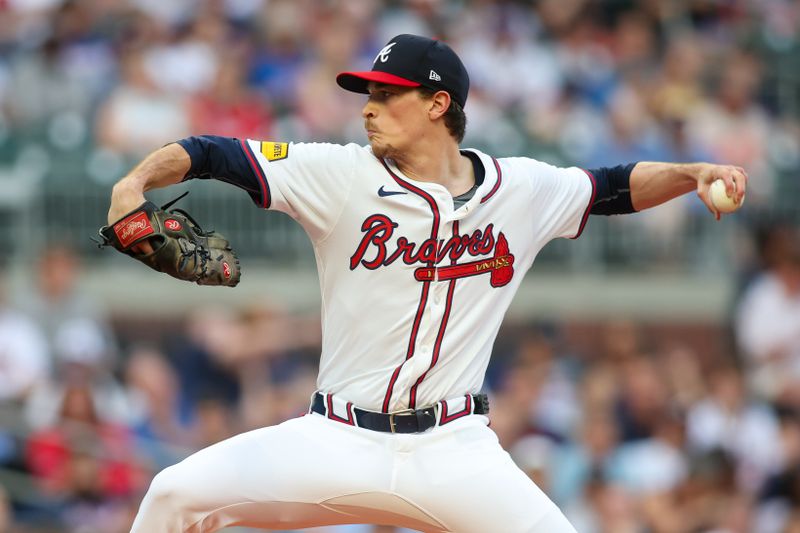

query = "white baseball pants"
[[130, 412, 576, 532]]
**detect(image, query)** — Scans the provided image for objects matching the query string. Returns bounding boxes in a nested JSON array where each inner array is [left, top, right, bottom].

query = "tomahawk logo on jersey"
[[236, 139, 594, 412]]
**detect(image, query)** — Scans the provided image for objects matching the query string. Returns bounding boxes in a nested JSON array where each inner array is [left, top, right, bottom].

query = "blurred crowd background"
[[1, 0, 800, 532]]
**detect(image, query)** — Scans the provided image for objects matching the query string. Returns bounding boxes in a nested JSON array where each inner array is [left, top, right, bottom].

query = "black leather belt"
[[310, 392, 489, 434]]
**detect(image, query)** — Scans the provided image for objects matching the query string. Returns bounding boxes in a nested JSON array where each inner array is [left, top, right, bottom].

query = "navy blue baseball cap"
[[337, 34, 470, 108]]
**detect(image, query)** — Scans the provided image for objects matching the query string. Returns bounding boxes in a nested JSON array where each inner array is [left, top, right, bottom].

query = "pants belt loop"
[[351, 401, 360, 428], [308, 391, 320, 415]]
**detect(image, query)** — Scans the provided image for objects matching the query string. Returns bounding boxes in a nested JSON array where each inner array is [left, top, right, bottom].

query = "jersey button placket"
[[435, 217, 454, 304], [433, 214, 451, 288], [433, 282, 447, 305]]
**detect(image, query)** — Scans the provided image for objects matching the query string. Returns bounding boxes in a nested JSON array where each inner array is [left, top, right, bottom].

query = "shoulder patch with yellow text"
[[260, 141, 289, 162]]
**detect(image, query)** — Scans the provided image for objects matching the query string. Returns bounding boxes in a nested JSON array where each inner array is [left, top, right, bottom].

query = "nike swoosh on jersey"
[[378, 186, 407, 197]]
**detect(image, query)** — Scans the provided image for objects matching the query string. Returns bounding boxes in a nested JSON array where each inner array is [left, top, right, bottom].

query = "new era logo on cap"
[[336, 34, 469, 108]]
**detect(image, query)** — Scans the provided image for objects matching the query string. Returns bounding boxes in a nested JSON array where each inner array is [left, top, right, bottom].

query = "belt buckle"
[[388, 408, 415, 434]]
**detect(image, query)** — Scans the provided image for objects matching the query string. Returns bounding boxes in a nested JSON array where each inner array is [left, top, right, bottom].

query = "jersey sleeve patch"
[[260, 141, 289, 162]]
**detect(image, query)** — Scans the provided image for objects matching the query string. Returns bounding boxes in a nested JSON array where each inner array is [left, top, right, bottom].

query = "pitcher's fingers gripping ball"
[[97, 194, 241, 286], [709, 178, 745, 214]]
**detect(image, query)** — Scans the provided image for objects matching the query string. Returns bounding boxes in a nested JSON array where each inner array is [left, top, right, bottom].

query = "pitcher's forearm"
[[629, 162, 700, 211], [108, 143, 191, 224]]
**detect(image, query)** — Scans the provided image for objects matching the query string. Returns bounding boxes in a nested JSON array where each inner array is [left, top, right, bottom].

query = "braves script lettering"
[[349, 214, 515, 286]]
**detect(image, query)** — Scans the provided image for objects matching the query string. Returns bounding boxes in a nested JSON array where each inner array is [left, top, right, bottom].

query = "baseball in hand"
[[709, 178, 744, 214]]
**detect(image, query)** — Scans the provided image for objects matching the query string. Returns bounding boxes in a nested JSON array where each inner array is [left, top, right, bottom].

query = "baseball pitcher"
[[102, 34, 748, 533]]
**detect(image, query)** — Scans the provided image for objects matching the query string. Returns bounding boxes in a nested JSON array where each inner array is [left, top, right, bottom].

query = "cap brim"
[[336, 71, 421, 94]]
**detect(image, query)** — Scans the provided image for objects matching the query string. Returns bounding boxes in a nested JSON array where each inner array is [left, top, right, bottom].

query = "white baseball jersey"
[[240, 140, 595, 413], [131, 139, 592, 533]]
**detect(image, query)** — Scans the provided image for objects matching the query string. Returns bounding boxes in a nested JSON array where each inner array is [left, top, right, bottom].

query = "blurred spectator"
[[686, 362, 781, 493], [142, 7, 223, 96], [95, 47, 190, 159], [610, 10, 658, 76], [0, 265, 49, 474], [4, 37, 91, 132], [173, 303, 320, 435], [127, 0, 195, 26], [579, 363, 619, 418], [248, 0, 309, 108], [510, 434, 556, 495], [570, 480, 641, 533], [124, 345, 189, 470], [614, 354, 670, 442], [595, 319, 648, 367], [736, 223, 800, 406], [457, 3, 563, 112], [188, 55, 275, 139], [676, 449, 754, 532], [755, 408, 800, 533], [612, 410, 688, 495], [191, 395, 237, 450], [20, 247, 131, 432], [547, 8, 615, 108], [487, 357, 544, 449], [234, 302, 321, 430], [25, 382, 146, 532], [374, 0, 444, 42], [514, 331, 580, 440], [647, 35, 707, 130], [170, 309, 241, 431], [14, 244, 117, 372], [657, 344, 708, 412], [23, 321, 132, 432], [611, 410, 689, 531], [293, 8, 368, 141], [580, 84, 671, 168], [549, 409, 622, 507], [0, 268, 49, 404]]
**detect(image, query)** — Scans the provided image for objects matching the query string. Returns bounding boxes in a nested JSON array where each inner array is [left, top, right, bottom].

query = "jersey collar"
[[374, 147, 502, 219], [451, 148, 502, 220]]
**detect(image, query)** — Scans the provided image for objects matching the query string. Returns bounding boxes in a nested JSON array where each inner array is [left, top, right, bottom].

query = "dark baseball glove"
[[97, 192, 241, 287]]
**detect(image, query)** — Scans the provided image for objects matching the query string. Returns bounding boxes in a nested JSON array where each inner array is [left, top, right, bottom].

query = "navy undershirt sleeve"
[[586, 162, 638, 215], [176, 135, 263, 205]]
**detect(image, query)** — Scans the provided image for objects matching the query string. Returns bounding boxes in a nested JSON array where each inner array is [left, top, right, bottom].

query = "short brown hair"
[[417, 87, 467, 143]]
